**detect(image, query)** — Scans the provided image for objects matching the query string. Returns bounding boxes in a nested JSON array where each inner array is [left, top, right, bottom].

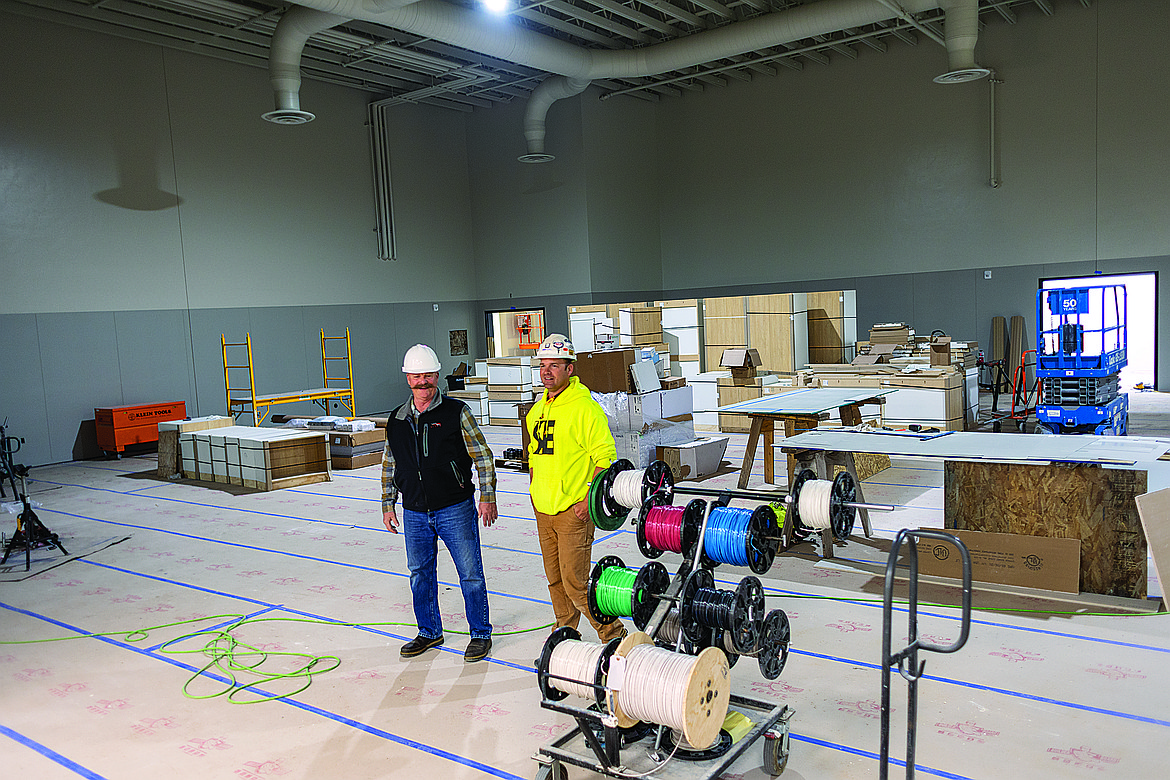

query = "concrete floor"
[[3, 392, 1170, 780]]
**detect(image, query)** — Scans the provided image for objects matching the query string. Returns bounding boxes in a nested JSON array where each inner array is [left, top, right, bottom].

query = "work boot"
[[400, 634, 444, 658], [464, 637, 492, 662]]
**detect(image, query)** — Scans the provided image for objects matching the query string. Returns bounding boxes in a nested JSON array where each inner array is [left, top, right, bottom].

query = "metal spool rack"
[[534, 464, 803, 780]]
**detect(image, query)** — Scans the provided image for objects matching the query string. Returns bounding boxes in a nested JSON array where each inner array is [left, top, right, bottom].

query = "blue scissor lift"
[[1034, 285, 1128, 435]]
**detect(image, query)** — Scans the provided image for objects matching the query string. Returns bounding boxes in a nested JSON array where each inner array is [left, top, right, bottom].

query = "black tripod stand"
[[1, 422, 68, 572]]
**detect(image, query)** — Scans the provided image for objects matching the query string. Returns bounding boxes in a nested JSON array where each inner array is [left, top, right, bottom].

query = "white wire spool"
[[796, 478, 834, 531], [612, 632, 730, 748], [612, 468, 645, 509], [546, 638, 608, 700]]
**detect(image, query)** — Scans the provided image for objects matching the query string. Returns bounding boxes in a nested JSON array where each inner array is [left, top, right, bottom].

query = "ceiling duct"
[[520, 76, 591, 163], [267, 0, 990, 150], [264, 5, 352, 123], [934, 0, 992, 83]]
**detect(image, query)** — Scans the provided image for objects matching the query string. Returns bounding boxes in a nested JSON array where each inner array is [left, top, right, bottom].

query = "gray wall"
[[3, 1, 1169, 467]]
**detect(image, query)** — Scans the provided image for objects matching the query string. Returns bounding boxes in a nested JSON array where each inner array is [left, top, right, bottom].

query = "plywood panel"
[[703, 296, 746, 347], [746, 293, 793, 315], [944, 460, 1147, 598], [747, 312, 796, 372]]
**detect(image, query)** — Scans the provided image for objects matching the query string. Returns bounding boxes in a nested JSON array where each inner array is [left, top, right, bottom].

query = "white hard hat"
[[536, 334, 576, 361], [402, 344, 442, 373]]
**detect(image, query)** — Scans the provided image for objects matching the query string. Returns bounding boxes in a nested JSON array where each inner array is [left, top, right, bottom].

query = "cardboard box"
[[656, 437, 729, 481], [661, 377, 687, 390], [575, 349, 637, 393], [332, 451, 383, 470], [930, 336, 952, 367], [720, 348, 762, 370], [916, 529, 1081, 593]]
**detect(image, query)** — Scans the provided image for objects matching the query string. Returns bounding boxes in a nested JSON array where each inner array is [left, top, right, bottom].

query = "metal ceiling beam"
[[686, 0, 734, 22], [640, 0, 705, 29], [844, 26, 888, 52], [540, 0, 654, 43], [585, 0, 678, 36], [514, 6, 626, 47]]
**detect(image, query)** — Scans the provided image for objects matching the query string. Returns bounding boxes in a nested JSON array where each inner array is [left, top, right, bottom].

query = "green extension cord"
[[0, 614, 554, 705]]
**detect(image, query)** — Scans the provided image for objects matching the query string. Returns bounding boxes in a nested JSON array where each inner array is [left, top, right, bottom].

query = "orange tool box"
[[95, 401, 187, 455]]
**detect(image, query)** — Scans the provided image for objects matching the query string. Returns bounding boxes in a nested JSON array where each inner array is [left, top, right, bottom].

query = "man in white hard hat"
[[381, 343, 497, 662], [526, 334, 624, 642]]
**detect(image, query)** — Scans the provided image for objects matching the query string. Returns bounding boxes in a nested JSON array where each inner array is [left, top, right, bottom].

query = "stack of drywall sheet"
[[180, 426, 331, 490], [487, 357, 533, 426], [157, 416, 232, 477]]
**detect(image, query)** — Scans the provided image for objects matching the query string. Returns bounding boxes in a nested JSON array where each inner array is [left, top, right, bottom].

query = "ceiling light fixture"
[[482, 0, 511, 13]]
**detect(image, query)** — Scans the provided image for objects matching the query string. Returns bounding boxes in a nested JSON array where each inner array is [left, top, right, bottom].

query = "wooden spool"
[[612, 631, 730, 748]]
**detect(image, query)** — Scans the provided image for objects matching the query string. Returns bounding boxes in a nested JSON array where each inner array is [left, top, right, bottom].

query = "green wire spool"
[[588, 459, 634, 531], [586, 555, 670, 630]]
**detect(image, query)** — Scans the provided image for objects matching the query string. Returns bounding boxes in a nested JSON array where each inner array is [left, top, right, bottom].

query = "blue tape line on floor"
[[790, 732, 972, 780], [41, 507, 552, 608], [0, 602, 526, 780], [753, 578, 1170, 656], [794, 649, 1170, 728], [0, 721, 109, 779], [76, 559, 537, 674]]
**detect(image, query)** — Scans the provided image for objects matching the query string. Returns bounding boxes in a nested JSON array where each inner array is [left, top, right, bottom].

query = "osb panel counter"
[[944, 461, 1147, 599]]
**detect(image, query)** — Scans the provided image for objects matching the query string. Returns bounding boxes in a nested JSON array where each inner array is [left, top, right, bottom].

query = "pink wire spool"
[[636, 496, 703, 559]]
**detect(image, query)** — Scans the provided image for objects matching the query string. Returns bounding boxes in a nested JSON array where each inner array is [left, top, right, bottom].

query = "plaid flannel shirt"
[[381, 399, 495, 513]]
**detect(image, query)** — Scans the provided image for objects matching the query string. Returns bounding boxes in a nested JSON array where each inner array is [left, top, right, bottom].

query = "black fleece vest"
[[385, 396, 475, 512]]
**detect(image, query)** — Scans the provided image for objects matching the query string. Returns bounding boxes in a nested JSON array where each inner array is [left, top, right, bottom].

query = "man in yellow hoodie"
[[527, 334, 625, 642]]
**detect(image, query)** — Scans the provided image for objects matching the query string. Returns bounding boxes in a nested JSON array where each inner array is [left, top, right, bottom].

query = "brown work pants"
[[535, 506, 626, 642]]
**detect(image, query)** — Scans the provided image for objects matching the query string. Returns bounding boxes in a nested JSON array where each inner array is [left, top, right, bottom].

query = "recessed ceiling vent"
[[934, 67, 991, 84], [262, 109, 316, 125]]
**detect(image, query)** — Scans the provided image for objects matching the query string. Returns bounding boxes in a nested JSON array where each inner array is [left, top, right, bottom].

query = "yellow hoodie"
[[526, 376, 616, 515]]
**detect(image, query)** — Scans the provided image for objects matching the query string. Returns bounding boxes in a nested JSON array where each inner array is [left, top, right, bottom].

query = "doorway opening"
[[1040, 272, 1157, 391], [485, 308, 546, 359]]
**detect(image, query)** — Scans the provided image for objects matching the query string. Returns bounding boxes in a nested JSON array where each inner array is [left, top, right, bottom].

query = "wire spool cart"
[[535, 470, 797, 779]]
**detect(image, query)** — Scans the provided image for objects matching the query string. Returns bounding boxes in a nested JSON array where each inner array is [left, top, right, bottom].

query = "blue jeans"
[[402, 498, 491, 640]]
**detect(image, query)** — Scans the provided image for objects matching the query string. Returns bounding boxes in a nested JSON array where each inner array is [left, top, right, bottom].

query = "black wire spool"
[[755, 608, 791, 681], [829, 469, 858, 541], [787, 469, 818, 542], [587, 718, 657, 749], [589, 458, 635, 531], [635, 496, 702, 559], [745, 505, 779, 574], [679, 569, 765, 654], [535, 626, 619, 707], [586, 555, 670, 630], [641, 459, 675, 502], [659, 728, 735, 761]]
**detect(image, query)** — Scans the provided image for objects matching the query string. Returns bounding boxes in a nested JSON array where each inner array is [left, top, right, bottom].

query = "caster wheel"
[[763, 725, 790, 775], [992, 421, 1001, 433], [535, 760, 567, 780]]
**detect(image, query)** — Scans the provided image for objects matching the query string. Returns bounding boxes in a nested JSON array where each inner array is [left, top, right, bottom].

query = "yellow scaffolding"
[[222, 329, 356, 426]]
